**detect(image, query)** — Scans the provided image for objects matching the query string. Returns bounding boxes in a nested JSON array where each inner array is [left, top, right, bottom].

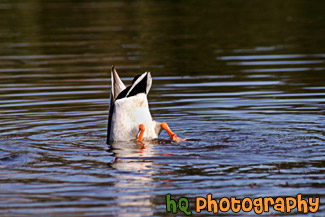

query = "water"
[[0, 0, 324, 216]]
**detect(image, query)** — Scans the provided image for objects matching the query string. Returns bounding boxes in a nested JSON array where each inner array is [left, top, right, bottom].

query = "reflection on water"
[[0, 0, 325, 216], [109, 141, 157, 216]]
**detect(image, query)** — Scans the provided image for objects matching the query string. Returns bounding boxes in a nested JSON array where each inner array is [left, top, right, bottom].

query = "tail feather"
[[111, 66, 126, 100]]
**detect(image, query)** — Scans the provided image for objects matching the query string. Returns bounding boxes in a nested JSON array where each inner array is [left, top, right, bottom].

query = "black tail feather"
[[115, 73, 148, 100]]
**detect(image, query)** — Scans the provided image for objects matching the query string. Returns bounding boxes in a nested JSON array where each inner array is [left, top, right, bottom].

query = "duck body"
[[107, 66, 184, 144], [107, 66, 162, 143], [109, 93, 162, 141]]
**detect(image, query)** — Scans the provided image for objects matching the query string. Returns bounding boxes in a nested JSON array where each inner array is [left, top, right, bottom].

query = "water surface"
[[0, 1, 324, 216]]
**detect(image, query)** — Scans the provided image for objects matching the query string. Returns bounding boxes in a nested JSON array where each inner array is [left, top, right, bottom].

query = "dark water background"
[[0, 0, 324, 216]]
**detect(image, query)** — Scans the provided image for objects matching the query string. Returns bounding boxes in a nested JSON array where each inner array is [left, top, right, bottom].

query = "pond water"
[[0, 1, 324, 216]]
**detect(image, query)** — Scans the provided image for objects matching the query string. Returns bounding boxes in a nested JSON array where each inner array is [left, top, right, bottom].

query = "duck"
[[107, 66, 184, 144]]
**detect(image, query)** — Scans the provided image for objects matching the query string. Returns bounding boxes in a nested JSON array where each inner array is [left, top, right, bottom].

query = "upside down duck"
[[107, 66, 185, 144]]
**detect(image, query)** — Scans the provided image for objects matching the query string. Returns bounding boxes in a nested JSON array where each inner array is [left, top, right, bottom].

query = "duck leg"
[[137, 124, 145, 141], [160, 122, 186, 142]]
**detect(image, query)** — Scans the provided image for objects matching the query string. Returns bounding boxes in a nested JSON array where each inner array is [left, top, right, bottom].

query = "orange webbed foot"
[[160, 122, 187, 143], [137, 124, 145, 142]]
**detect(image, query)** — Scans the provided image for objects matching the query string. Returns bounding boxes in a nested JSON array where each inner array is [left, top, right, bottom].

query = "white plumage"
[[107, 66, 162, 143], [110, 93, 162, 141]]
